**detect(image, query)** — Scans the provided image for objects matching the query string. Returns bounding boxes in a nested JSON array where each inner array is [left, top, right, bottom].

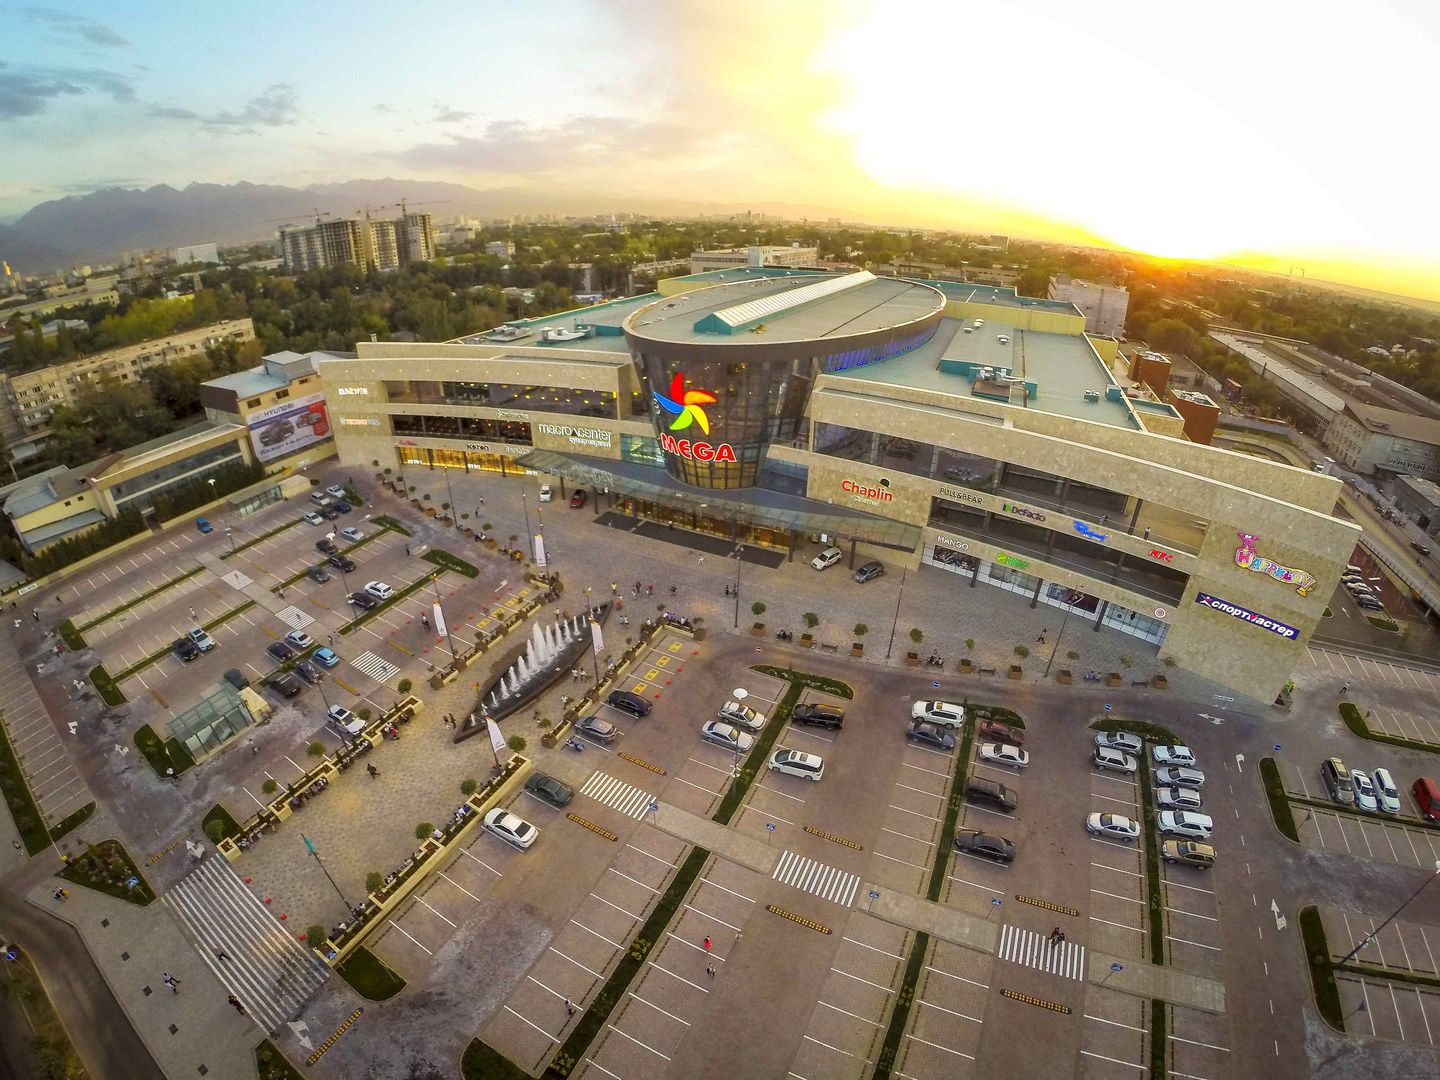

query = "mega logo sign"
[[654, 372, 737, 463], [1234, 533, 1317, 596], [1194, 592, 1298, 639]]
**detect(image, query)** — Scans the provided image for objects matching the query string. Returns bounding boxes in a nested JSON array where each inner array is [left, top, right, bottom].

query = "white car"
[[1094, 731, 1143, 755], [717, 700, 766, 732], [767, 748, 824, 781], [1154, 766, 1205, 789], [1351, 769, 1379, 813], [1372, 767, 1401, 814], [1086, 813, 1140, 841], [325, 485, 347, 499], [284, 630, 313, 650], [810, 547, 843, 570], [303, 511, 323, 526], [538, 485, 553, 502], [364, 581, 394, 600], [979, 742, 1030, 769], [700, 721, 753, 753], [186, 627, 216, 652], [483, 807, 538, 850], [1157, 811, 1214, 840], [326, 705, 363, 736], [1155, 786, 1203, 812], [1093, 747, 1138, 774], [911, 700, 966, 729], [340, 526, 364, 542], [1152, 745, 1196, 767]]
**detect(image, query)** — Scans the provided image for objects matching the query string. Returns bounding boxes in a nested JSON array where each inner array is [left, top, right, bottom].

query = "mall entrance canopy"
[[516, 450, 921, 551]]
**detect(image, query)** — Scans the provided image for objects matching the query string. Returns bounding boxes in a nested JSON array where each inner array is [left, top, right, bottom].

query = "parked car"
[[1093, 747, 1138, 774], [1157, 811, 1214, 840], [524, 773, 574, 808], [326, 705, 362, 736], [316, 538, 337, 555], [195, 517, 213, 533], [1095, 731, 1143, 755], [1413, 777, 1440, 823], [223, 668, 249, 691], [701, 721, 753, 753], [569, 489, 588, 509], [325, 485, 347, 499], [538, 485, 553, 502], [979, 718, 1023, 745], [606, 689, 651, 718], [314, 647, 340, 668], [1152, 745, 1197, 767], [319, 507, 339, 521], [1320, 757, 1354, 804], [328, 554, 356, 572], [364, 581, 394, 600], [767, 748, 825, 781], [810, 546, 843, 570], [576, 714, 617, 742], [284, 630, 313, 650], [306, 564, 330, 584], [483, 807, 538, 850], [269, 672, 302, 698], [1155, 786, 1203, 811], [303, 512, 324, 526], [911, 700, 966, 728], [1412, 542, 1432, 557], [853, 560, 885, 583], [980, 742, 1029, 769], [266, 641, 295, 662], [718, 700, 766, 732], [331, 501, 352, 514], [791, 702, 844, 729], [294, 659, 322, 685], [1086, 812, 1140, 841], [1351, 769, 1379, 812], [1372, 767, 1401, 814], [172, 638, 200, 663], [187, 627, 216, 652], [964, 776, 1016, 812], [906, 720, 956, 751], [347, 591, 378, 610], [952, 830, 1015, 863], [1161, 840, 1215, 869], [341, 527, 364, 542], [1154, 766, 1206, 789], [1356, 597, 1386, 611]]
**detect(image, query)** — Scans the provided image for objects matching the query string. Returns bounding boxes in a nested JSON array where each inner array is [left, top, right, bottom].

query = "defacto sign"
[[1002, 502, 1046, 523], [658, 432, 737, 462], [995, 552, 1031, 571], [842, 478, 894, 503], [1194, 592, 1298, 639], [336, 386, 369, 396], [536, 423, 613, 449]]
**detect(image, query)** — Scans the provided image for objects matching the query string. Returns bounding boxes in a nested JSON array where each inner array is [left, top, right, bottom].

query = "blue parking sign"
[[931, 680, 940, 689]]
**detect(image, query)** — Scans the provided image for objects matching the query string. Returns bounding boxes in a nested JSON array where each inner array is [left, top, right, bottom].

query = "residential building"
[[1324, 402, 1440, 480], [1048, 274, 1129, 338], [689, 245, 820, 274], [395, 213, 435, 265], [200, 348, 343, 465], [174, 243, 221, 265], [1393, 475, 1440, 536], [486, 241, 516, 258], [280, 214, 436, 273]]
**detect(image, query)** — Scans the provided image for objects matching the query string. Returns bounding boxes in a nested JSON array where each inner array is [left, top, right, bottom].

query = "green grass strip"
[[223, 516, 302, 559], [873, 930, 930, 1079], [1088, 715, 1181, 745], [273, 524, 397, 593], [1300, 905, 1345, 1029], [373, 514, 411, 536], [751, 664, 855, 699], [1338, 960, 1440, 992], [713, 679, 802, 825], [929, 707, 975, 901], [546, 847, 709, 1078], [1138, 760, 1165, 964], [0, 718, 49, 854], [337, 570, 446, 637], [1339, 702, 1437, 753], [1149, 999, 1168, 1079], [1258, 757, 1301, 842], [461, 1040, 529, 1080], [58, 839, 155, 905], [50, 800, 95, 844], [423, 548, 480, 578], [254, 1038, 308, 1080], [87, 663, 127, 706], [335, 945, 406, 1001], [56, 619, 86, 650], [77, 566, 204, 632], [134, 723, 194, 778], [111, 600, 255, 683], [969, 703, 1025, 729]]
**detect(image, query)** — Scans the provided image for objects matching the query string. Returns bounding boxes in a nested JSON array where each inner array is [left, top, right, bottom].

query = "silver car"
[[576, 714, 617, 742], [701, 721, 753, 753]]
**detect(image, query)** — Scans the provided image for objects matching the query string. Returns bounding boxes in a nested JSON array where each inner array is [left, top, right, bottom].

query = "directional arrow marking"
[[1271, 899, 1287, 931], [1234, 753, 1245, 773], [288, 1020, 314, 1051]]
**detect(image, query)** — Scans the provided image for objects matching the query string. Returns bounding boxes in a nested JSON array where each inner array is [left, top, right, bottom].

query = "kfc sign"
[[1149, 548, 1174, 563]]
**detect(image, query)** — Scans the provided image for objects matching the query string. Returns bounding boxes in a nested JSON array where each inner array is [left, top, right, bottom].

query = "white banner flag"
[[533, 532, 547, 567], [488, 716, 507, 758], [590, 616, 604, 655], [431, 602, 448, 639]]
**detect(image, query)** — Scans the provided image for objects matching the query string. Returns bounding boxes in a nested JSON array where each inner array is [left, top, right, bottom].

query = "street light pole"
[[585, 587, 599, 683], [428, 572, 457, 666], [1337, 860, 1440, 966], [301, 834, 353, 912], [442, 467, 459, 534], [1043, 591, 1083, 678], [885, 565, 908, 660], [733, 544, 744, 628], [521, 490, 532, 552]]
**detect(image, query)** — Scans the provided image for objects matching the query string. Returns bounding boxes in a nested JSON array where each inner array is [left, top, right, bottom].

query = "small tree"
[[460, 778, 478, 796], [1014, 645, 1030, 659], [803, 612, 820, 630], [397, 678, 413, 694], [366, 871, 384, 893], [1068, 650, 1080, 661], [751, 601, 766, 618], [483, 522, 493, 533], [909, 628, 924, 646], [507, 734, 527, 754], [965, 638, 975, 652], [307, 740, 326, 757], [203, 819, 226, 843], [358, 708, 372, 721], [441, 502, 450, 513], [262, 778, 278, 795], [853, 622, 869, 638], [423, 492, 432, 502], [306, 924, 326, 946], [415, 822, 435, 840]]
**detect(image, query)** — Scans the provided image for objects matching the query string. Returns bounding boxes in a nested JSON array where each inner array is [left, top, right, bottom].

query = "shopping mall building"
[[316, 267, 1359, 702]]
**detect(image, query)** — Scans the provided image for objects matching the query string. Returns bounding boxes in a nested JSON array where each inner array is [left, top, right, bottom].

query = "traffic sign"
[[991, 898, 1002, 907], [1274, 744, 1283, 752], [1110, 962, 1124, 973], [1103, 703, 1112, 711], [869, 890, 881, 900], [649, 801, 659, 814], [931, 680, 941, 689]]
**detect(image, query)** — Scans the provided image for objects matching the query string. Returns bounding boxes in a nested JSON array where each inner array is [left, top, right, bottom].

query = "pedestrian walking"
[[215, 949, 230, 962], [1049, 926, 1061, 945], [610, 582, 618, 594], [405, 544, 411, 556], [565, 999, 576, 1018], [669, 585, 677, 597], [706, 963, 716, 979], [478, 495, 484, 506], [52, 888, 67, 901], [421, 613, 430, 629], [10, 840, 21, 851], [227, 994, 245, 1014], [249, 739, 257, 756], [32, 610, 39, 621], [647, 583, 653, 596], [734, 929, 743, 945], [703, 935, 712, 953], [163, 973, 180, 993], [1340, 684, 1348, 695], [367, 763, 378, 778], [698, 555, 704, 565], [189, 607, 196, 619], [1142, 527, 1151, 540]]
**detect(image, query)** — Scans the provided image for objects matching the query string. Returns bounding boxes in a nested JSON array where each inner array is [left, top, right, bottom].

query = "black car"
[[348, 591, 378, 610], [606, 689, 651, 717], [306, 565, 330, 584], [295, 659, 323, 685], [172, 638, 200, 662], [319, 507, 339, 520], [332, 501, 352, 513], [269, 672, 302, 698], [328, 553, 356, 572], [316, 538, 337, 556], [524, 773, 575, 808], [223, 668, 250, 691], [791, 703, 845, 729], [906, 720, 955, 751], [266, 640, 295, 662], [953, 830, 1016, 863]]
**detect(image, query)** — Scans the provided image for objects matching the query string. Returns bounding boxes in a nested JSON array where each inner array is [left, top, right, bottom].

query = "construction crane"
[[355, 199, 450, 220]]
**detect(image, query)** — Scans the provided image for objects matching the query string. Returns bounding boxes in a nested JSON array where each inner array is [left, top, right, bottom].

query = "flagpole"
[[302, 834, 354, 911]]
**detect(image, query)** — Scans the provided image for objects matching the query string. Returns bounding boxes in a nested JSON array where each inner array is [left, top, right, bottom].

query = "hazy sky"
[[4, 0, 1438, 297]]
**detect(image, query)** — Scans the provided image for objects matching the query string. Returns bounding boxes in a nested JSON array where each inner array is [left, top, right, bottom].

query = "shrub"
[[853, 623, 869, 637], [306, 741, 325, 758], [358, 708, 372, 721], [1067, 650, 1080, 661], [752, 601, 767, 617], [366, 871, 384, 893], [262, 779, 278, 795], [909, 627, 923, 645], [803, 612, 820, 630], [397, 678, 413, 694], [203, 819, 226, 843], [460, 778, 478, 796], [416, 822, 435, 840], [1014, 645, 1030, 659], [964, 638, 975, 651], [305, 924, 326, 946], [507, 735, 527, 754]]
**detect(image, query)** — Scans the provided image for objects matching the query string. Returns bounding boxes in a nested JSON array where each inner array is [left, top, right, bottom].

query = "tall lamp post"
[[428, 572, 457, 667], [442, 468, 460, 534], [732, 544, 745, 628], [1337, 860, 1440, 965], [584, 587, 599, 682], [885, 565, 909, 660], [1043, 590, 1085, 678], [521, 490, 533, 551]]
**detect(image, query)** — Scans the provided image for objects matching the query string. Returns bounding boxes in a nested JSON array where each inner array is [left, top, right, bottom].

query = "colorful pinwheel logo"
[[653, 372, 716, 435]]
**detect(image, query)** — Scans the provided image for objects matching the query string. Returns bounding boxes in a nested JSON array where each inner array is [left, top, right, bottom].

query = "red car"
[[569, 489, 588, 509]]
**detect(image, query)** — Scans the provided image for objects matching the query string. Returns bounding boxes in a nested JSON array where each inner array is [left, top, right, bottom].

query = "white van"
[[310, 491, 333, 507], [1321, 757, 1354, 805], [767, 748, 824, 781]]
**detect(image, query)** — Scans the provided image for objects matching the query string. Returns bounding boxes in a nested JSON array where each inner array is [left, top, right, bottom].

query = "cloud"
[[203, 83, 298, 130], [396, 114, 699, 173], [146, 104, 198, 120], [434, 106, 473, 124], [0, 59, 135, 119], [25, 6, 130, 48]]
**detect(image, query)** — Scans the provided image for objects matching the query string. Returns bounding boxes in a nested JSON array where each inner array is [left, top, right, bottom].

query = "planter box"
[[851, 643, 864, 657], [751, 623, 765, 636], [1106, 672, 1122, 687], [905, 652, 920, 667], [958, 658, 973, 673], [800, 633, 815, 649], [1057, 669, 1073, 684], [1153, 674, 1168, 689], [1008, 664, 1023, 680]]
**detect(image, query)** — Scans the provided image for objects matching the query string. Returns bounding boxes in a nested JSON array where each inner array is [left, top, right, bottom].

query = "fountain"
[[453, 602, 612, 742]]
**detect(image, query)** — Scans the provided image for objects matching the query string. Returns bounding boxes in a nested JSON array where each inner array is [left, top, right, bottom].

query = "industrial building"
[[1324, 403, 1440, 481], [689, 245, 820, 274], [1047, 274, 1129, 338]]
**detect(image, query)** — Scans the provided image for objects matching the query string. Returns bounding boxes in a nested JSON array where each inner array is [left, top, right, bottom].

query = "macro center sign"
[[1194, 592, 1298, 639], [536, 423, 613, 449]]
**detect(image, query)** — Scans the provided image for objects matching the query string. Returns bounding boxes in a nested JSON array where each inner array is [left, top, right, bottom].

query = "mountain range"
[[0, 179, 860, 273]]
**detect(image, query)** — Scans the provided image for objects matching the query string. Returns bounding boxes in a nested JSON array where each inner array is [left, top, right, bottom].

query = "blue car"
[[196, 517, 213, 534], [314, 647, 340, 669]]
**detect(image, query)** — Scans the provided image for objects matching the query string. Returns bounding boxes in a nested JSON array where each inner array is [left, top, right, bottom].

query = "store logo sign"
[[1149, 548, 1174, 563], [995, 552, 1030, 571], [464, 443, 492, 452], [658, 432, 737, 462], [938, 486, 983, 505], [1195, 592, 1298, 639], [339, 417, 379, 427], [336, 386, 368, 396], [496, 409, 529, 421], [654, 372, 716, 434], [842, 477, 893, 503], [1235, 533, 1317, 596], [1073, 520, 1108, 541], [1002, 502, 1046, 523], [934, 535, 970, 551], [537, 423, 612, 448]]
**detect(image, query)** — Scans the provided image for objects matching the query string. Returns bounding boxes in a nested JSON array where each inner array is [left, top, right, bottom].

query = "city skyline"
[[4, 0, 1439, 298]]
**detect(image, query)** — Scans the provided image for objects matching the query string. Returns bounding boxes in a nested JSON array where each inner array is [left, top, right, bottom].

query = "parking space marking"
[[889, 803, 941, 822], [608, 867, 660, 893], [816, 1000, 880, 1025], [698, 878, 756, 904], [386, 920, 433, 954], [457, 848, 502, 877], [628, 992, 690, 1026], [1079, 1050, 1146, 1070], [905, 1033, 975, 1060], [901, 761, 950, 779]]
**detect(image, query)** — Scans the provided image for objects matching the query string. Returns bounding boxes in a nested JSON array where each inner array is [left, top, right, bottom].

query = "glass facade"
[[383, 380, 618, 418], [392, 414, 533, 444], [109, 443, 247, 508], [398, 446, 533, 475]]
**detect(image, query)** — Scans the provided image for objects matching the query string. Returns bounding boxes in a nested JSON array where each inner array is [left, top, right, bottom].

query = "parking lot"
[[1364, 704, 1440, 748], [1084, 763, 1147, 962], [1079, 987, 1150, 1077], [1280, 760, 1440, 869], [1166, 1005, 1231, 1079], [1304, 646, 1440, 694], [1322, 907, 1440, 977], [895, 936, 993, 1077]]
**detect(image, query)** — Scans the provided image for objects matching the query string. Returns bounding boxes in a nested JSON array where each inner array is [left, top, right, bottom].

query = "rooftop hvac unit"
[[980, 366, 995, 380], [963, 326, 973, 334], [1083, 389, 1101, 403]]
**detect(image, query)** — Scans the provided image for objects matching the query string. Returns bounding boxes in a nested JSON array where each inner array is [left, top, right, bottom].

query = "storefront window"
[[392, 415, 532, 445], [621, 434, 665, 468], [381, 379, 616, 417]]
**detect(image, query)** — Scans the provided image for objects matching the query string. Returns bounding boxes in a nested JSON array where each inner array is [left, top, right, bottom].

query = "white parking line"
[[923, 965, 989, 990], [889, 804, 942, 822], [699, 878, 756, 904], [385, 920, 432, 954], [816, 999, 881, 1025], [625, 843, 679, 869], [918, 998, 982, 1024], [844, 936, 904, 960], [905, 1034, 974, 1060], [502, 1005, 554, 1040], [457, 848, 502, 877], [1079, 1050, 1146, 1070], [681, 904, 740, 932], [901, 761, 950, 779], [589, 894, 642, 921], [649, 962, 710, 995], [628, 992, 691, 1026], [608, 867, 660, 893], [550, 948, 604, 979]]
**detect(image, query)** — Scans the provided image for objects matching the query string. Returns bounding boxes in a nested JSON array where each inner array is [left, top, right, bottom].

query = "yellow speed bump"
[[1017, 895, 1080, 916], [1000, 989, 1071, 1014], [307, 1007, 364, 1064], [145, 834, 187, 866], [804, 825, 862, 851], [766, 905, 832, 934], [619, 752, 666, 775], [566, 813, 618, 841], [387, 640, 415, 656]]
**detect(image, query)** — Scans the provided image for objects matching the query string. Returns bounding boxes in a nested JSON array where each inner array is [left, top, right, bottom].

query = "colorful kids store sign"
[[1234, 533, 1317, 596]]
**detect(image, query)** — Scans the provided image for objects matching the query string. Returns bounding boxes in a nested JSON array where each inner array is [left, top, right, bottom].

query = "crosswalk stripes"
[[163, 855, 330, 1031], [771, 849, 861, 907], [351, 650, 399, 683], [276, 605, 315, 631], [580, 771, 658, 820], [995, 923, 1086, 981]]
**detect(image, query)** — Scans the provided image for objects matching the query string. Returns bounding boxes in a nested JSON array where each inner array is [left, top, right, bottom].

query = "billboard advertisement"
[[246, 391, 331, 463]]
